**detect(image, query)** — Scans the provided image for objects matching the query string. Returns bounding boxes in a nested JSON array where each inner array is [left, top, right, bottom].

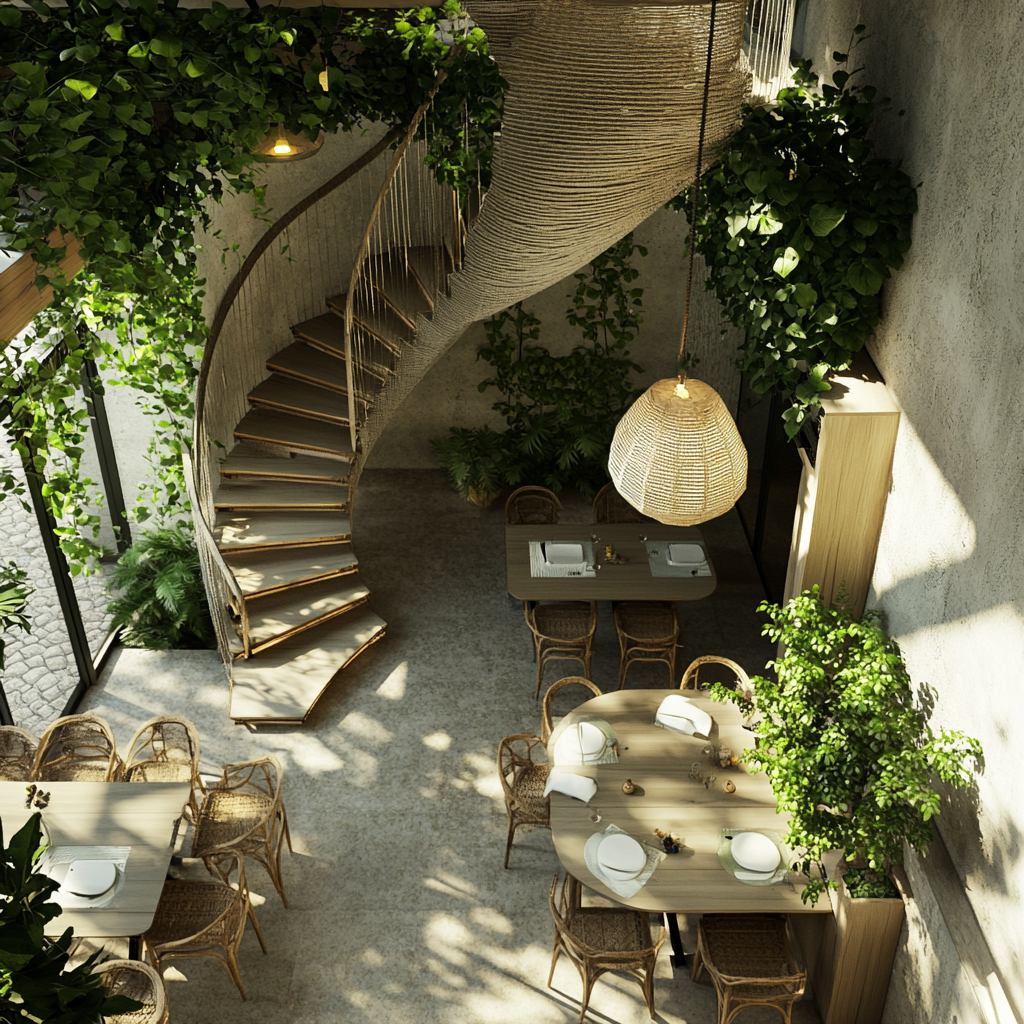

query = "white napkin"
[[655, 693, 713, 739], [543, 769, 597, 803]]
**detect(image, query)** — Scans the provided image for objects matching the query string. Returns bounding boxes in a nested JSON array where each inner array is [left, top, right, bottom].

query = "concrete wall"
[[802, 4, 1024, 1022]]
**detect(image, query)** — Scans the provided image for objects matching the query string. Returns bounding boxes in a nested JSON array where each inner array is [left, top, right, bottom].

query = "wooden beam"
[[0, 230, 83, 345]]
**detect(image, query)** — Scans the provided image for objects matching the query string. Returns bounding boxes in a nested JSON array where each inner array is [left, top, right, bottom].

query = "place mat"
[[529, 541, 596, 578], [39, 846, 131, 909], [645, 541, 712, 578], [548, 714, 619, 766], [717, 829, 792, 886], [584, 824, 666, 899]]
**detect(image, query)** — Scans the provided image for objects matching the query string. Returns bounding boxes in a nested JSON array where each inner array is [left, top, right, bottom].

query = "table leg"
[[665, 913, 686, 968], [128, 935, 141, 961]]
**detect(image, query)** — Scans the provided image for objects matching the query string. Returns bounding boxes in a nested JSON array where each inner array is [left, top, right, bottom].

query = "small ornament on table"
[[717, 746, 734, 769], [654, 828, 683, 854], [621, 778, 636, 795], [723, 780, 737, 794]]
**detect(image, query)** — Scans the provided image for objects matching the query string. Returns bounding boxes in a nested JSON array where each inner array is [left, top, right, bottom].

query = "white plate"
[[667, 542, 705, 566], [544, 542, 585, 565], [597, 834, 646, 879], [731, 832, 781, 873], [63, 860, 117, 898]]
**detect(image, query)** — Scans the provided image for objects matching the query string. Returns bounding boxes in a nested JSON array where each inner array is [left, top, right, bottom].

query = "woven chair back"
[[32, 713, 121, 782], [0, 726, 37, 781], [681, 655, 752, 696], [541, 677, 602, 743], [161, 851, 251, 956], [592, 483, 650, 524], [93, 958, 169, 1024], [505, 485, 561, 525], [497, 734, 547, 805], [208, 755, 286, 849]]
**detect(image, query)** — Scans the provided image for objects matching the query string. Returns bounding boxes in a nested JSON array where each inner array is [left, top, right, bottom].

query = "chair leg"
[[503, 815, 517, 869], [547, 936, 562, 988], [223, 947, 249, 1001], [247, 900, 269, 954], [268, 837, 290, 909], [579, 967, 598, 1023], [642, 964, 657, 1019], [282, 808, 293, 854], [618, 653, 629, 690]]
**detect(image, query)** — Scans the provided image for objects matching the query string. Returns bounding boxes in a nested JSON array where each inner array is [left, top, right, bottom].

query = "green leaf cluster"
[[0, 560, 31, 673], [709, 586, 982, 904], [671, 35, 918, 437], [431, 234, 647, 498], [106, 525, 215, 649], [0, 813, 142, 1023]]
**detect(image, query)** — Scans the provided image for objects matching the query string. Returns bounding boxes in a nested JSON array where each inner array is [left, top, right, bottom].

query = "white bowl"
[[667, 542, 705, 566], [731, 832, 781, 874], [63, 860, 117, 898], [545, 542, 585, 565], [597, 834, 646, 879]]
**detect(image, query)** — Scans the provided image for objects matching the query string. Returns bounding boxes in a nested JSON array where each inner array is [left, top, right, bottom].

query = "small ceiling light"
[[608, 0, 747, 526], [253, 125, 324, 162]]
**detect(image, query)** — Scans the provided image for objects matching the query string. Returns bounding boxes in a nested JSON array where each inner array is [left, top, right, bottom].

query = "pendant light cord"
[[679, 0, 718, 382]]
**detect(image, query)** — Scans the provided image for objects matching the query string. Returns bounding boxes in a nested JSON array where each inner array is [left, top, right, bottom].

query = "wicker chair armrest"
[[713, 970, 807, 988]]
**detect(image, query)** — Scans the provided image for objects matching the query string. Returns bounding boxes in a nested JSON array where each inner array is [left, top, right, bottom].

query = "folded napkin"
[[549, 715, 620, 767], [655, 693, 713, 739], [543, 769, 598, 803]]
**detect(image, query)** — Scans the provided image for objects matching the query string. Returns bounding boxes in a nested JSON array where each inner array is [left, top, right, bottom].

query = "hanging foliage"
[[673, 30, 918, 437]]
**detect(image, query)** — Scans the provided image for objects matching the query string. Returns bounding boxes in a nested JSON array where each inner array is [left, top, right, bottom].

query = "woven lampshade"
[[252, 126, 324, 162], [608, 378, 747, 526]]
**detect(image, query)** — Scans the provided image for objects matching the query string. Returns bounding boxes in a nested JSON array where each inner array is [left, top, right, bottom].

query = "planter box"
[[792, 852, 909, 1024]]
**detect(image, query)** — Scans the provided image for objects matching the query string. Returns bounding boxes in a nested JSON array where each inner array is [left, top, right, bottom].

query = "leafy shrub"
[[107, 527, 215, 649]]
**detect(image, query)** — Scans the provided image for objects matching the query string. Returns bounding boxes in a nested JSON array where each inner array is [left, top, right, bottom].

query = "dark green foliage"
[[429, 426, 507, 507], [0, 561, 31, 671], [0, 814, 141, 1023], [710, 586, 982, 904], [670, 28, 918, 438], [106, 526, 215, 649], [843, 866, 899, 900], [432, 234, 647, 498]]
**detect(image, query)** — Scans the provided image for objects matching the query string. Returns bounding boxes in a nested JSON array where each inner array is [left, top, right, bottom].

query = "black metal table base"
[[665, 912, 686, 967], [128, 935, 141, 961]]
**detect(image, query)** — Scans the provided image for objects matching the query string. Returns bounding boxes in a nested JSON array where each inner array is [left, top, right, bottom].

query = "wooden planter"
[[792, 854, 909, 1024]]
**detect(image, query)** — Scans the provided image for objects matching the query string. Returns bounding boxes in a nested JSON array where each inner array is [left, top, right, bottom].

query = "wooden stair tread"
[[367, 261, 433, 327], [222, 543, 358, 597], [266, 342, 350, 394], [219, 445, 349, 484], [248, 375, 360, 426], [406, 245, 450, 299], [214, 510, 351, 552], [214, 477, 349, 511], [229, 607, 387, 723], [242, 575, 371, 649], [324, 294, 409, 364], [234, 408, 354, 461]]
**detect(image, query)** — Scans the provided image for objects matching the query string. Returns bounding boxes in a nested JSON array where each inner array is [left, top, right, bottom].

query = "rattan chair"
[[592, 482, 651, 524], [31, 713, 122, 782], [613, 601, 680, 689], [191, 755, 292, 908], [692, 914, 806, 1024], [548, 873, 665, 1022], [143, 852, 266, 1001], [124, 716, 204, 821], [541, 677, 603, 744], [0, 726, 37, 781], [526, 602, 598, 697], [505, 485, 562, 525], [92, 958, 169, 1024], [497, 734, 550, 869], [680, 656, 756, 727]]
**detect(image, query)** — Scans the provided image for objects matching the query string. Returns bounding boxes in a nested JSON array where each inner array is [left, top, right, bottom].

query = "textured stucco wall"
[[803, 4, 1024, 1022], [368, 207, 744, 468]]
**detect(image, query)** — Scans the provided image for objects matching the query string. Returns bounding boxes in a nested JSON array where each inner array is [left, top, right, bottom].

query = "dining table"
[[505, 523, 717, 602], [546, 690, 831, 964], [0, 780, 191, 954]]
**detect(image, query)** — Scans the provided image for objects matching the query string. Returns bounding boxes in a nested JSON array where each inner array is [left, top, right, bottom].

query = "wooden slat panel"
[[0, 231, 83, 343]]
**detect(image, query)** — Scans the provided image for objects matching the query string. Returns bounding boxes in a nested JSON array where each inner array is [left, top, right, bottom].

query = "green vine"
[[432, 234, 647, 499], [672, 28, 918, 437], [0, 1, 505, 570]]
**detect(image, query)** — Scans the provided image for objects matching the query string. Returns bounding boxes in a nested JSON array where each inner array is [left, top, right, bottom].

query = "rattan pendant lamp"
[[608, 0, 746, 527]]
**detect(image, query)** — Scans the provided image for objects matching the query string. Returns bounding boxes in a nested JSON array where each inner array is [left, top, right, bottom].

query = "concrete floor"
[[79, 469, 820, 1024]]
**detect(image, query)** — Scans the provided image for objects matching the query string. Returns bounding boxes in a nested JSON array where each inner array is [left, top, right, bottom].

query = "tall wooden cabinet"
[[783, 352, 900, 618]]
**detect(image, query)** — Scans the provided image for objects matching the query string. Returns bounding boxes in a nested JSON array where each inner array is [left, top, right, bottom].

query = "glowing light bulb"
[[272, 139, 292, 156], [675, 381, 690, 399], [318, 70, 329, 91]]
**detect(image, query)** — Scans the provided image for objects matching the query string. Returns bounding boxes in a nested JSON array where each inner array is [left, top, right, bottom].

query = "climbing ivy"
[[0, 0, 505, 570], [672, 30, 918, 437]]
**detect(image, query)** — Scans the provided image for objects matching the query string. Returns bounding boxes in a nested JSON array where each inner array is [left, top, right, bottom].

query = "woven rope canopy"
[[608, 378, 746, 525]]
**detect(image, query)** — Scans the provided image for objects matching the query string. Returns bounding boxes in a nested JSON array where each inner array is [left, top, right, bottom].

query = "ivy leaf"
[[773, 247, 800, 279], [59, 111, 91, 131], [150, 36, 183, 59], [105, 23, 124, 41], [64, 79, 99, 101], [65, 135, 96, 152], [846, 260, 886, 295], [793, 282, 818, 307], [77, 172, 99, 191], [744, 170, 770, 194], [726, 213, 747, 237], [0, 6, 22, 26], [184, 59, 206, 78], [853, 218, 878, 236], [809, 203, 846, 237]]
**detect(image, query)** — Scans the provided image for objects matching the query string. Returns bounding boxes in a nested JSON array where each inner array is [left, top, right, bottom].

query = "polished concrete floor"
[[80, 470, 820, 1024]]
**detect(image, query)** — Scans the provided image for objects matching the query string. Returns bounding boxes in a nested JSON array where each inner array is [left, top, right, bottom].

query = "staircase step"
[[214, 510, 351, 552], [323, 296, 409, 362], [248, 375, 359, 426], [234, 408, 354, 461], [229, 607, 387, 723], [214, 477, 349, 512], [266, 342, 350, 394], [219, 445, 349, 485], [406, 244, 451, 300], [239, 575, 371, 653], [362, 259, 434, 328], [223, 543, 359, 598]]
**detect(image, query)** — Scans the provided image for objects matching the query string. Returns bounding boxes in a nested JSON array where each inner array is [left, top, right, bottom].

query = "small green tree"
[[710, 587, 982, 904], [0, 814, 140, 1023]]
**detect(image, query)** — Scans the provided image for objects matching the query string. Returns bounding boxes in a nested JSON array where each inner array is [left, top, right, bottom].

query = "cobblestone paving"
[[0, 439, 114, 737]]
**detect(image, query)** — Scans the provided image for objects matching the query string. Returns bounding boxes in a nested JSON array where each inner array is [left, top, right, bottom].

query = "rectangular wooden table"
[[0, 781, 190, 940], [548, 691, 831, 959], [505, 523, 717, 601]]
